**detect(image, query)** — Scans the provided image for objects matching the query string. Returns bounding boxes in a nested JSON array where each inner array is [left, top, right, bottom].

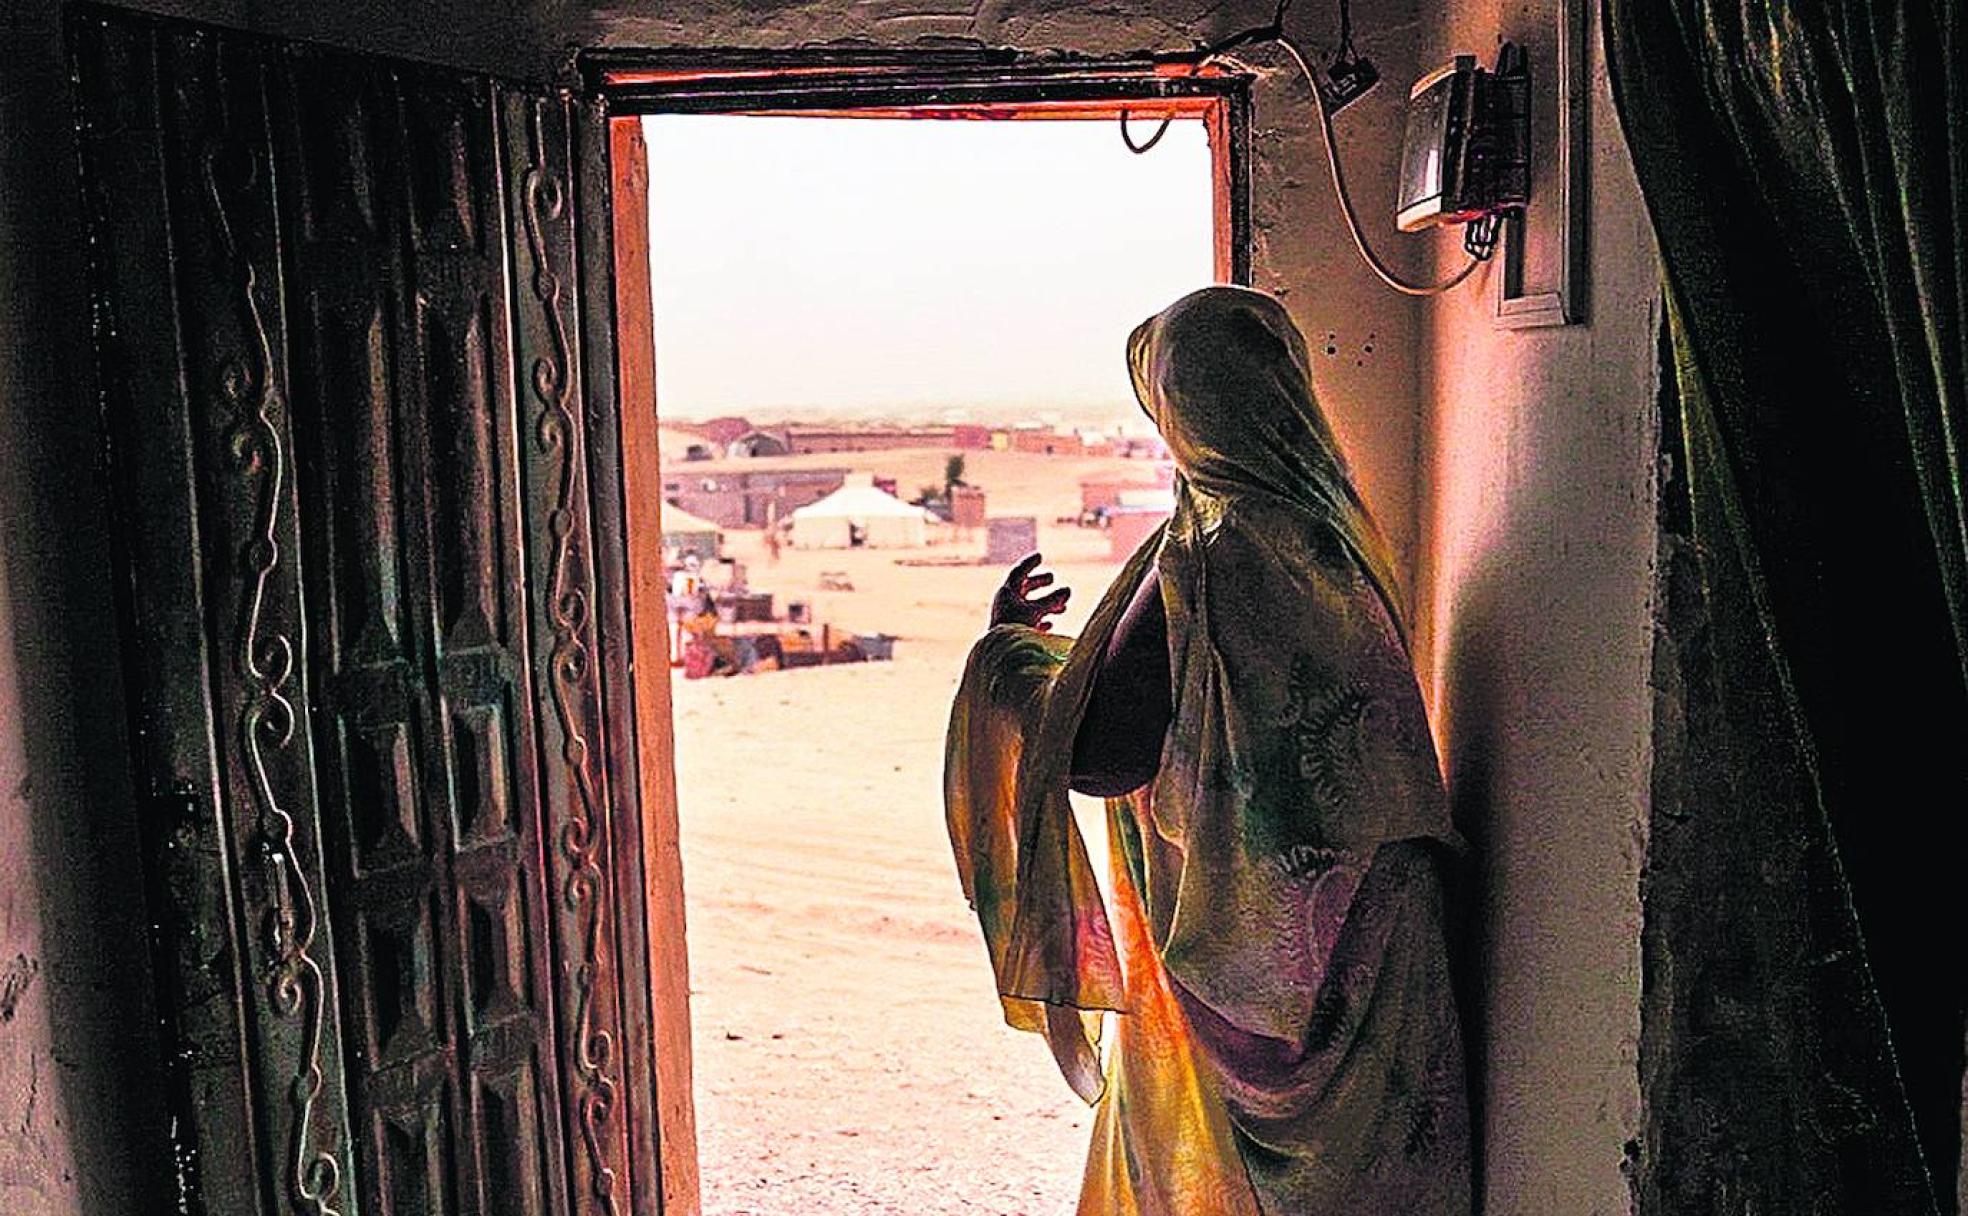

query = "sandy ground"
[[669, 448, 1159, 1215]]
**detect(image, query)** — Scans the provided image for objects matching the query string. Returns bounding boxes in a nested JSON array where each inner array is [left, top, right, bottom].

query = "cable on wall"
[[1118, 0, 1295, 156], [1275, 32, 1488, 297], [1122, 0, 1489, 299]]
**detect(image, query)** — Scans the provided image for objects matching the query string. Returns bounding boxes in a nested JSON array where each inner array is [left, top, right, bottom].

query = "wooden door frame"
[[593, 50, 1252, 280], [593, 51, 1252, 1215]]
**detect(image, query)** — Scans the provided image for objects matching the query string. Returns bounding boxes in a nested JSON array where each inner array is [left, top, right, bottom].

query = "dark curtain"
[[1605, 2, 1968, 1214]]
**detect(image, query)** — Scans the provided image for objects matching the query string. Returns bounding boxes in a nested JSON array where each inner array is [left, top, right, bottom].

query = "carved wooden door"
[[71, 7, 665, 1215]]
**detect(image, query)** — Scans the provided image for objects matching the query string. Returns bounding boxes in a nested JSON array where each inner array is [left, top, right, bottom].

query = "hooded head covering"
[[1127, 285, 1407, 637], [946, 286, 1456, 1103]]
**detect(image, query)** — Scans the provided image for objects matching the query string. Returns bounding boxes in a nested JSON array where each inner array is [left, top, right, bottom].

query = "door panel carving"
[[73, 7, 658, 1213], [506, 90, 634, 1216]]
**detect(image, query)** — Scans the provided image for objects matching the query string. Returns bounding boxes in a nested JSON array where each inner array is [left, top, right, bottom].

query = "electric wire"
[[1276, 32, 1486, 297], [1118, 0, 1294, 155], [1120, 2, 1487, 299], [1120, 111, 1174, 153]]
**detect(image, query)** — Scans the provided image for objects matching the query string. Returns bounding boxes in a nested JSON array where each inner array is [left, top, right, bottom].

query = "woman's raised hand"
[[991, 552, 1072, 631]]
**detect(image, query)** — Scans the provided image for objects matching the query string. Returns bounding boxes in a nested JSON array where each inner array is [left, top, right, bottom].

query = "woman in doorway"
[[945, 287, 1469, 1215]]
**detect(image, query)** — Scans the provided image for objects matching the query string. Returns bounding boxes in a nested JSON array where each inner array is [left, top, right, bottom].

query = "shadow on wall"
[[1426, 301, 1660, 1216], [1434, 534, 1505, 1216], [0, 4, 174, 1211]]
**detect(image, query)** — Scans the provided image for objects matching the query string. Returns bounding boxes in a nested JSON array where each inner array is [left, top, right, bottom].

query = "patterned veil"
[[947, 286, 1467, 1216]]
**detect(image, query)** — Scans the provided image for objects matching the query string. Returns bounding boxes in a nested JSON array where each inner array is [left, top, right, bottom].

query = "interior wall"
[[1413, 2, 1661, 1214], [0, 1, 1430, 1211]]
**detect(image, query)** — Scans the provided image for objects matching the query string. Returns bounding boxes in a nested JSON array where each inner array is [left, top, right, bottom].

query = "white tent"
[[660, 502, 724, 560], [786, 479, 938, 549]]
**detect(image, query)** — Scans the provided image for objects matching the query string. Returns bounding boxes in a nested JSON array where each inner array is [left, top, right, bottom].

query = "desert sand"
[[669, 447, 1161, 1215]]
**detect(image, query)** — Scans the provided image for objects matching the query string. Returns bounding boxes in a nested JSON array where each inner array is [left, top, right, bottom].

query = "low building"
[[659, 426, 718, 461], [949, 484, 987, 529], [662, 466, 848, 528], [952, 424, 992, 450], [728, 429, 792, 458], [694, 416, 756, 447], [1080, 464, 1177, 516], [1010, 427, 1084, 456], [1107, 504, 1172, 561], [781, 424, 957, 454], [985, 516, 1039, 564]]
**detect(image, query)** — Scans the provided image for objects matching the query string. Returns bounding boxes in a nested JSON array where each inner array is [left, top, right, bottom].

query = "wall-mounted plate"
[[1497, 0, 1589, 328]]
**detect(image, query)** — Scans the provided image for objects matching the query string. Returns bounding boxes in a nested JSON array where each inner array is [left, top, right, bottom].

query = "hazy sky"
[[642, 114, 1215, 426]]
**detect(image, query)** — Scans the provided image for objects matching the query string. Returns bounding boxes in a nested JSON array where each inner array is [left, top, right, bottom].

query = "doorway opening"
[[602, 58, 1250, 1214]]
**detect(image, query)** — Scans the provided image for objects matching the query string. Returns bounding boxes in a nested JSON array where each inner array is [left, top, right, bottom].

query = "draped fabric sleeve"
[[944, 531, 1164, 1104], [945, 624, 1122, 1103]]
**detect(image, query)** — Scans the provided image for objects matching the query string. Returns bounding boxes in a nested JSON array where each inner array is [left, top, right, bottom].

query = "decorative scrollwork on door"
[[519, 96, 623, 1216], [204, 134, 345, 1216]]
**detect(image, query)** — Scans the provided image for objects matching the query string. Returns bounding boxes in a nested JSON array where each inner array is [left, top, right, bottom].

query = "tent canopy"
[[662, 501, 724, 561], [787, 479, 938, 549], [791, 483, 933, 519], [660, 502, 724, 536]]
